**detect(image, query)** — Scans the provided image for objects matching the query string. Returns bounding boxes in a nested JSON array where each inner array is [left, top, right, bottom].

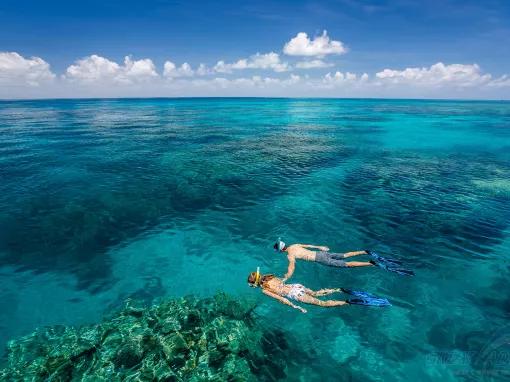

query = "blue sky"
[[1, 0, 509, 98]]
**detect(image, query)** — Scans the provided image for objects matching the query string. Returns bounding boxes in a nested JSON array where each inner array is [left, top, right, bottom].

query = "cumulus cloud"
[[0, 52, 55, 86], [65, 55, 119, 82], [295, 59, 333, 69], [375, 62, 492, 87], [64, 55, 157, 84], [324, 71, 359, 83], [196, 63, 209, 76], [163, 61, 195, 78], [283, 31, 347, 57], [188, 74, 301, 93], [487, 74, 510, 88], [2, 49, 509, 99], [213, 52, 289, 73], [316, 71, 369, 90], [123, 56, 158, 82]]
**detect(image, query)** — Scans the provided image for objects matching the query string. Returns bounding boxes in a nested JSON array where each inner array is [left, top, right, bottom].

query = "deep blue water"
[[1, 98, 509, 381]]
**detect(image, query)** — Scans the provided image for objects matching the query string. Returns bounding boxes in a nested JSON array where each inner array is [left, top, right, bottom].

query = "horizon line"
[[1, 96, 509, 103]]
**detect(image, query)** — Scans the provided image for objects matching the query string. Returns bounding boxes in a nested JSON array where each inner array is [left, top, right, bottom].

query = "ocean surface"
[[0, 98, 509, 381]]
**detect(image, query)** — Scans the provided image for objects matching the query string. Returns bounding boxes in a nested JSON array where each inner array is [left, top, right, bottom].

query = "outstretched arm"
[[297, 244, 330, 251], [282, 255, 296, 282], [262, 289, 307, 313]]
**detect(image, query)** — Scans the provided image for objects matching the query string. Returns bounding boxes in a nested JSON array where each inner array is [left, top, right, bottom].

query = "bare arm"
[[297, 244, 330, 251], [262, 289, 307, 313], [282, 255, 296, 282]]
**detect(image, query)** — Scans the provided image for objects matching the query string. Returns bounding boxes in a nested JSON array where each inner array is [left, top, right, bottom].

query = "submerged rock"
[[0, 293, 289, 381]]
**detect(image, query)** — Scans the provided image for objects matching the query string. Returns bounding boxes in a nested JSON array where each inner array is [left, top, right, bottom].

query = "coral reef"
[[0, 293, 292, 381]]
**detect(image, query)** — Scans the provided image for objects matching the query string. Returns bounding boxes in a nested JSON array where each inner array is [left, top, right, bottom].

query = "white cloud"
[[283, 31, 347, 57], [123, 56, 158, 82], [288, 74, 301, 85], [213, 52, 289, 73], [212, 61, 229, 73], [163, 61, 195, 78], [375, 62, 492, 87], [65, 55, 119, 82], [324, 71, 358, 82], [0, 52, 55, 86], [64, 55, 157, 84], [295, 59, 333, 69], [319, 71, 364, 89], [189, 74, 301, 92], [2, 50, 509, 99], [196, 63, 209, 76], [487, 74, 510, 88]]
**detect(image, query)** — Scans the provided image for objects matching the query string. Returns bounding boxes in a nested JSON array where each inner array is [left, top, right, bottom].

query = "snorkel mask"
[[274, 237, 286, 252]]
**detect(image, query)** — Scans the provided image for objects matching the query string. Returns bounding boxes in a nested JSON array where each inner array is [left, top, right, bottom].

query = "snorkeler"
[[274, 238, 414, 281], [247, 268, 390, 313]]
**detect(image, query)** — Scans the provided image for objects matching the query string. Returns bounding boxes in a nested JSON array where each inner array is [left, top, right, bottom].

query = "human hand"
[[320, 246, 330, 251], [295, 305, 307, 313]]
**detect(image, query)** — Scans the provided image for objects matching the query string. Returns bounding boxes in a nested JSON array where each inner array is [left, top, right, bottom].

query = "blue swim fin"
[[370, 260, 415, 276], [340, 288, 378, 299], [366, 250, 403, 266], [368, 251, 414, 276], [347, 297, 391, 307], [386, 267, 415, 276]]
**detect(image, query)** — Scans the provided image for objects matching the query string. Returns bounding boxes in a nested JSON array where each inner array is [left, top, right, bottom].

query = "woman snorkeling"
[[247, 268, 390, 313]]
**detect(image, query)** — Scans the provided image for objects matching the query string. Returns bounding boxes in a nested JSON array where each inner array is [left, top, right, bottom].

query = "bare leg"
[[298, 293, 348, 307], [304, 288, 341, 297], [342, 250, 368, 258], [346, 261, 374, 267]]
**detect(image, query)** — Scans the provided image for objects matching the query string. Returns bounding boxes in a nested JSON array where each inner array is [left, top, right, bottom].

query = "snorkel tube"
[[255, 266, 261, 285]]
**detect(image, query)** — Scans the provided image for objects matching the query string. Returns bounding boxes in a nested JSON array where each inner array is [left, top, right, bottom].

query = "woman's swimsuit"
[[286, 284, 306, 300]]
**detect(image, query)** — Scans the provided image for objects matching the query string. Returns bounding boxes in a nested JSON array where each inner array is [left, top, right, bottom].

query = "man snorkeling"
[[274, 238, 414, 282], [247, 267, 390, 313]]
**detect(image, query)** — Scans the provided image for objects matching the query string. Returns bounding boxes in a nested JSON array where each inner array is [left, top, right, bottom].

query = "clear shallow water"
[[0, 98, 509, 381]]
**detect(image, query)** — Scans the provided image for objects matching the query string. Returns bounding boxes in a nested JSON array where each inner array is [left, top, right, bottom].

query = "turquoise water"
[[0, 98, 509, 381]]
